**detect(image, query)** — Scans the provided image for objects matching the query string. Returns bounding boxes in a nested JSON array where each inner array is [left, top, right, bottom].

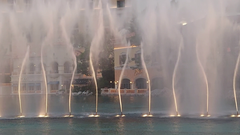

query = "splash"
[[117, 42, 131, 115], [172, 37, 183, 116], [233, 49, 240, 115], [196, 42, 209, 116], [18, 46, 30, 116], [140, 42, 151, 115]]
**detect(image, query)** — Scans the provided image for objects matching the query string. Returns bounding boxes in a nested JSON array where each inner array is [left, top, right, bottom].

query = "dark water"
[[0, 95, 239, 134], [0, 117, 240, 135]]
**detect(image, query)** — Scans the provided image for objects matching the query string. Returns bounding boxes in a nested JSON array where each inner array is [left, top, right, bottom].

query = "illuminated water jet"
[[172, 36, 183, 116], [142, 114, 153, 117], [89, 53, 98, 115], [233, 50, 240, 116], [117, 42, 131, 115], [140, 42, 151, 115], [18, 46, 30, 117], [196, 41, 209, 116]]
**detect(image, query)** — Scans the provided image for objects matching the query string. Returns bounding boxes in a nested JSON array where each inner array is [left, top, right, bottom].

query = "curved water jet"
[[172, 37, 183, 116], [140, 42, 151, 115], [233, 49, 240, 115], [117, 42, 131, 115], [196, 41, 209, 116], [18, 46, 30, 116]]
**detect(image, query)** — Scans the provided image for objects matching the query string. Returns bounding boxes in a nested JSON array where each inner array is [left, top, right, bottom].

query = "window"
[[28, 84, 34, 91], [29, 63, 35, 74], [135, 78, 147, 89], [120, 79, 130, 89], [35, 83, 41, 91], [64, 62, 70, 73], [117, 0, 125, 8], [13, 85, 18, 92], [119, 53, 126, 66], [21, 84, 26, 91], [51, 84, 59, 90], [51, 62, 58, 73], [135, 52, 141, 66]]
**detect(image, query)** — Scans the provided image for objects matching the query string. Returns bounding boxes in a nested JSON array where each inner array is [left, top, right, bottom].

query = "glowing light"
[[115, 115, 120, 117], [196, 41, 209, 116], [18, 115, 25, 118], [182, 22, 187, 26], [64, 114, 74, 117], [170, 115, 175, 117], [142, 114, 153, 117], [177, 114, 181, 117], [207, 115, 211, 117], [115, 114, 125, 117], [238, 115, 240, 117], [200, 114, 205, 117], [38, 114, 48, 118], [231, 115, 236, 117], [88, 114, 95, 117], [88, 114, 100, 117]]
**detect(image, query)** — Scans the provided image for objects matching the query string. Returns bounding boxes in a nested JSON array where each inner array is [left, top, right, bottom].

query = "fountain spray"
[[89, 53, 99, 116], [196, 42, 209, 117], [140, 42, 152, 117], [172, 36, 183, 117], [41, 43, 48, 117], [117, 42, 130, 117], [233, 47, 240, 117], [18, 46, 30, 117]]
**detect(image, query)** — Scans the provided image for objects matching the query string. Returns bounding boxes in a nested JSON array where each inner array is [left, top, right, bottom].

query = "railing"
[[101, 88, 147, 95]]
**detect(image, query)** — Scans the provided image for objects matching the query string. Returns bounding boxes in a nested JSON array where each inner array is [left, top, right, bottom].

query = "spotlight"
[[115, 114, 125, 117], [88, 114, 100, 117], [200, 114, 205, 117], [64, 114, 74, 117], [18, 115, 25, 118], [231, 115, 236, 117]]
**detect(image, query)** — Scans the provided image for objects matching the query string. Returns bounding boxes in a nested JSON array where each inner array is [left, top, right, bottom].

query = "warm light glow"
[[231, 115, 236, 117], [64, 114, 74, 117], [200, 114, 205, 117], [94, 115, 100, 117], [18, 115, 25, 118], [142, 114, 153, 117], [38, 114, 48, 118], [89, 114, 95, 117], [182, 22, 187, 26], [114, 46, 137, 50], [115, 115, 120, 117], [177, 114, 181, 117], [170, 115, 175, 117], [207, 115, 211, 117], [238, 115, 240, 117]]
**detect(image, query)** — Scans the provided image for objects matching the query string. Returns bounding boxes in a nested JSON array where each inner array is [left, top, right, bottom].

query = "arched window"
[[64, 62, 70, 73], [51, 62, 58, 73], [120, 79, 130, 89], [151, 77, 164, 90], [29, 63, 35, 74], [135, 78, 147, 89]]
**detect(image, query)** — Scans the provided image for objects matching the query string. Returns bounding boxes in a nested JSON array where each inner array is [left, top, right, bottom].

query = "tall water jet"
[[140, 42, 152, 116], [89, 53, 98, 115], [88, 1, 104, 117], [172, 36, 183, 117], [196, 41, 209, 117], [18, 46, 30, 117], [41, 43, 48, 116], [233, 47, 240, 116], [117, 42, 130, 116]]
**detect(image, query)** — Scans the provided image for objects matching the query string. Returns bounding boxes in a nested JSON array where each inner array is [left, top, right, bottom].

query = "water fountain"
[[0, 0, 240, 119]]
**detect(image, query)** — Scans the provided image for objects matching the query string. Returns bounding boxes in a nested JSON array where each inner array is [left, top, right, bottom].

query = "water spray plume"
[[41, 42, 48, 117], [18, 46, 30, 117], [172, 37, 183, 116], [117, 42, 131, 115], [196, 41, 209, 116], [89, 53, 98, 115], [140, 42, 151, 115], [233, 48, 240, 115]]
